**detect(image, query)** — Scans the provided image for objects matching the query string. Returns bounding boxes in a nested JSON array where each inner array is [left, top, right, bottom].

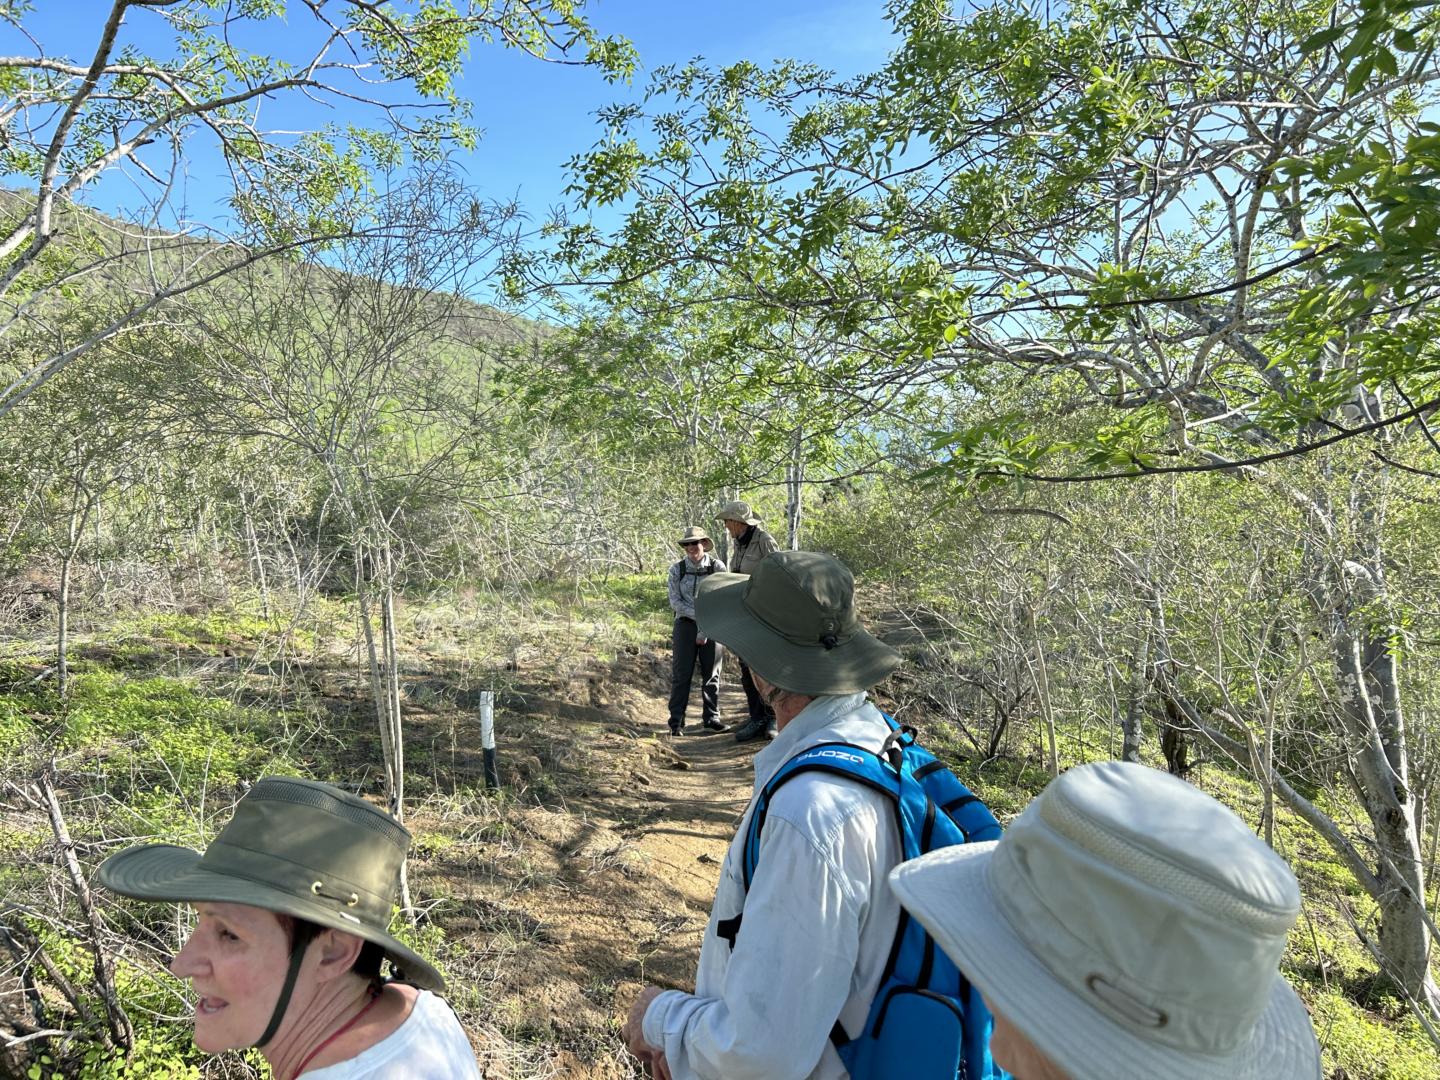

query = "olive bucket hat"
[[696, 550, 901, 695], [98, 777, 443, 993]]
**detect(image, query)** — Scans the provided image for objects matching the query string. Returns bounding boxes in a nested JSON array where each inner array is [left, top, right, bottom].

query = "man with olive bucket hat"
[[98, 777, 479, 1078], [623, 551, 995, 1079], [887, 762, 1323, 1079]]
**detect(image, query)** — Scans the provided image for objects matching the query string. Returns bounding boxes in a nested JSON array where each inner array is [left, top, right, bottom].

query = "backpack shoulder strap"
[[741, 742, 900, 889]]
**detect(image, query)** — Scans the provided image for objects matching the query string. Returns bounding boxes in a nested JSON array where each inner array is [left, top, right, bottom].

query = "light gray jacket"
[[669, 554, 727, 620]]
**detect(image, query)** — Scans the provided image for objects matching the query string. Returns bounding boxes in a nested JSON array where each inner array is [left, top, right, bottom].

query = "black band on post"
[[255, 937, 310, 1047]]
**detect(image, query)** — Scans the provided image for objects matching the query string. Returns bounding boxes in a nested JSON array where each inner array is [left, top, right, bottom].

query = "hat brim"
[[99, 844, 445, 991], [696, 572, 901, 695], [888, 844, 1321, 1080]]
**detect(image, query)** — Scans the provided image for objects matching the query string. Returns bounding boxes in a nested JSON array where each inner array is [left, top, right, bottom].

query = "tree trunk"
[[56, 541, 72, 702], [240, 489, 270, 618], [1024, 604, 1059, 778], [380, 575, 413, 916], [356, 560, 396, 803], [55, 488, 91, 702], [1295, 462, 1436, 1015], [1144, 592, 1190, 776], [358, 544, 414, 917], [1337, 619, 1437, 1012], [1120, 628, 1150, 764], [785, 430, 803, 550], [38, 766, 134, 1054]]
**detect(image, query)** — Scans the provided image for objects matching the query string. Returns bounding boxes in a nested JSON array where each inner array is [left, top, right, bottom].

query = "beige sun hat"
[[715, 499, 762, 526], [887, 762, 1322, 1080], [696, 550, 900, 695], [677, 525, 713, 550]]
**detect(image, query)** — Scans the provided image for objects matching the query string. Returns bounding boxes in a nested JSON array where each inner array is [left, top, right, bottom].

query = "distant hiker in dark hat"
[[667, 526, 728, 736], [625, 551, 941, 1079], [888, 762, 1323, 1080], [714, 499, 779, 742], [99, 777, 479, 1079]]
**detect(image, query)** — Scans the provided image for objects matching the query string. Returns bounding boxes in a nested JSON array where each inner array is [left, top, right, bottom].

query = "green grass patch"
[[1311, 989, 1440, 1079], [60, 670, 294, 792], [131, 608, 308, 652]]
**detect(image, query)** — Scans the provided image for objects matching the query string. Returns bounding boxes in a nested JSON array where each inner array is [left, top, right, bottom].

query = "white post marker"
[[479, 690, 499, 789]]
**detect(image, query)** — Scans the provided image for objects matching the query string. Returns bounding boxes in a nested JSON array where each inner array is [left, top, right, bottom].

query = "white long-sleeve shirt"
[[643, 692, 902, 1080]]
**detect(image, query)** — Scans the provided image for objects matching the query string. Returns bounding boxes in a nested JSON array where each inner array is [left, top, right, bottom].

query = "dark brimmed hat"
[[677, 525, 713, 550], [98, 777, 443, 991], [715, 500, 762, 526], [696, 551, 901, 695]]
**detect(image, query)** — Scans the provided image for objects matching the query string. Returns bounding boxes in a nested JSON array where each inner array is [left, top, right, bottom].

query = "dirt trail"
[[405, 659, 761, 1078]]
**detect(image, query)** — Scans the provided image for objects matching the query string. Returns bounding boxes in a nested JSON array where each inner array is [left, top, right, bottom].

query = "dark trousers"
[[669, 617, 721, 728], [738, 659, 776, 726]]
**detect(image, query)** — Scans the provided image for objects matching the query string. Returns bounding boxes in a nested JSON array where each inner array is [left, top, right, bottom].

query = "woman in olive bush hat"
[[98, 777, 479, 1079]]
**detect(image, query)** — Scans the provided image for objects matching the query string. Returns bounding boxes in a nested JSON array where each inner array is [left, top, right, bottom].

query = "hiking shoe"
[[702, 717, 729, 732], [669, 725, 686, 737], [764, 721, 778, 740], [733, 717, 767, 743]]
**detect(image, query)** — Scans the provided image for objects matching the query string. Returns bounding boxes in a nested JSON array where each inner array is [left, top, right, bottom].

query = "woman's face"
[[169, 902, 291, 1052]]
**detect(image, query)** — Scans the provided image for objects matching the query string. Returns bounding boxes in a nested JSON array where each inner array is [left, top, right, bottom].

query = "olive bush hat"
[[696, 550, 901, 695], [98, 776, 443, 991], [888, 762, 1322, 1080], [677, 525, 713, 550], [714, 499, 762, 526]]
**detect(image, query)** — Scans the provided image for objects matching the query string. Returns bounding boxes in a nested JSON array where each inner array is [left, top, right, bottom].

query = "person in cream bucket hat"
[[99, 777, 479, 1078], [887, 761, 1322, 1080]]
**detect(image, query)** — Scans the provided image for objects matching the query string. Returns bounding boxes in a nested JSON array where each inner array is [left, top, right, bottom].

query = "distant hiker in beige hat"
[[99, 777, 479, 1079], [667, 526, 728, 735], [624, 551, 934, 1080], [888, 762, 1323, 1080], [714, 499, 779, 742]]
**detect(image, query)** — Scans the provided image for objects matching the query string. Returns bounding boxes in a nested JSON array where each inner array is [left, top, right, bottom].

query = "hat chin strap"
[[255, 937, 310, 1048]]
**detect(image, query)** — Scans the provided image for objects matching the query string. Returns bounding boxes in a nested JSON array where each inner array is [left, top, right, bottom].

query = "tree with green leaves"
[[183, 163, 534, 910], [0, 0, 635, 421], [554, 0, 1440, 1015]]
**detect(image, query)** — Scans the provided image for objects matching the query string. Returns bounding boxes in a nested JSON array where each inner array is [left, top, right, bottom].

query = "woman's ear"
[[313, 928, 365, 981]]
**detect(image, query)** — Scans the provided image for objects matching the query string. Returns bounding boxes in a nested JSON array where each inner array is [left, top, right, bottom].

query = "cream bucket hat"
[[888, 762, 1321, 1080]]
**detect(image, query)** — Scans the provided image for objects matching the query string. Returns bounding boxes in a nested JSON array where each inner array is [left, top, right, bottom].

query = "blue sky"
[[7, 0, 902, 232]]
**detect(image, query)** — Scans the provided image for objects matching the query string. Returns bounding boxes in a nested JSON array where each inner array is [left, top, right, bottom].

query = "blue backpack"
[[725, 714, 1008, 1080]]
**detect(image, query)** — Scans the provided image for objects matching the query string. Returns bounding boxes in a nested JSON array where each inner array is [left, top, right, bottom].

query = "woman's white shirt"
[[301, 990, 480, 1079]]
